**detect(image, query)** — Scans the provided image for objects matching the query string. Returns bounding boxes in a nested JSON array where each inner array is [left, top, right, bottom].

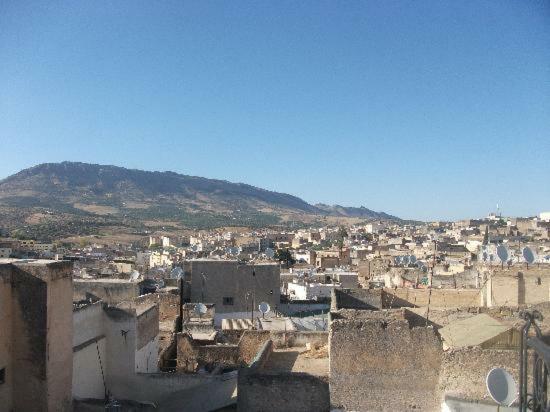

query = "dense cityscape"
[[2, 1, 549, 411], [2, 205, 550, 410]]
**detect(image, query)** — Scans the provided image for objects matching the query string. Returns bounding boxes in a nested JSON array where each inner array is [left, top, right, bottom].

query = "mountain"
[[0, 162, 399, 239], [314, 204, 397, 220]]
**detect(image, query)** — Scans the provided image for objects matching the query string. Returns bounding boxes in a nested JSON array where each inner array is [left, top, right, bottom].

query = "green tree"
[[274, 248, 295, 268]]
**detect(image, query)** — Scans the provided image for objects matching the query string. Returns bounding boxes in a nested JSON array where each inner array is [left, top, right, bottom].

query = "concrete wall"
[[72, 337, 106, 399], [185, 260, 280, 314], [0, 266, 13, 409], [329, 314, 443, 411], [0, 260, 73, 412]]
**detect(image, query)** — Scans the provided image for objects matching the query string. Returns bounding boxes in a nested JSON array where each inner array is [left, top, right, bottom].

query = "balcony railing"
[[520, 310, 550, 412]]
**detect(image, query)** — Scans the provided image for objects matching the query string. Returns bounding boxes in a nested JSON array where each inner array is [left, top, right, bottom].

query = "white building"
[[540, 212, 550, 222], [287, 281, 339, 301]]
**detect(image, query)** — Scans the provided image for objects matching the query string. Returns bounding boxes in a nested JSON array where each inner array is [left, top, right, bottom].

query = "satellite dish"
[[395, 256, 402, 265], [409, 255, 417, 264], [228, 247, 240, 256], [195, 303, 207, 316], [265, 248, 275, 259], [170, 266, 184, 279], [129, 270, 140, 282], [258, 302, 271, 315], [496, 245, 509, 263], [523, 247, 536, 265], [402, 255, 410, 266], [486, 367, 517, 406]]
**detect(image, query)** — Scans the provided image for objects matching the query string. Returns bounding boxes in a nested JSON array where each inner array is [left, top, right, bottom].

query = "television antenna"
[[258, 302, 271, 319], [486, 367, 517, 408]]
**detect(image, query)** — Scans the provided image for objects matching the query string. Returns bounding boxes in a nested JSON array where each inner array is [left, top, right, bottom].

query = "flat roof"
[[438, 314, 512, 348]]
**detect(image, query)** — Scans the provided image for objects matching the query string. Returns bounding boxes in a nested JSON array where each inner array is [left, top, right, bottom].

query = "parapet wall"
[[329, 315, 443, 411], [238, 371, 330, 412], [438, 347, 521, 402], [73, 280, 140, 304], [134, 292, 180, 320], [383, 288, 482, 308]]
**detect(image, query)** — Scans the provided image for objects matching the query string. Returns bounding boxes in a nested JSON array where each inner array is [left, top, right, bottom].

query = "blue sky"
[[1, 1, 549, 221]]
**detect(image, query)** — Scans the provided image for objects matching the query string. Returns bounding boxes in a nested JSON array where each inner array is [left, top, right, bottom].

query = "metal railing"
[[520, 310, 550, 411]]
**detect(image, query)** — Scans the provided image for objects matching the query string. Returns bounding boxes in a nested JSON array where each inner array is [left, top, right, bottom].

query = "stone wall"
[[383, 288, 482, 308], [73, 279, 140, 304], [135, 292, 180, 320], [329, 313, 443, 411], [438, 347, 521, 402], [238, 371, 330, 412], [269, 331, 327, 349], [331, 288, 383, 311], [237, 330, 272, 365]]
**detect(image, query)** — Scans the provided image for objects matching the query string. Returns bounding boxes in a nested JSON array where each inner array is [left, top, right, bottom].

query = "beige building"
[[0, 259, 73, 411]]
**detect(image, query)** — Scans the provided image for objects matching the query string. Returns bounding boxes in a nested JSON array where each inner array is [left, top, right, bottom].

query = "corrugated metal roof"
[[438, 313, 512, 348]]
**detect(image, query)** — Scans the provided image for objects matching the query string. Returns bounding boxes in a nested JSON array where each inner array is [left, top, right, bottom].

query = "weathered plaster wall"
[[72, 337, 106, 399], [0, 266, 13, 410], [2, 261, 73, 412], [135, 336, 159, 373]]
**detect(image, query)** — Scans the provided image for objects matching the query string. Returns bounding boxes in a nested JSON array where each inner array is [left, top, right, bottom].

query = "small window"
[[223, 297, 234, 306], [537, 277, 542, 285], [0, 368, 5, 384]]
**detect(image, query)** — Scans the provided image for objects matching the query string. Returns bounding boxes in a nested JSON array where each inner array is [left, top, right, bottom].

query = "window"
[[0, 368, 5, 384], [223, 297, 234, 306]]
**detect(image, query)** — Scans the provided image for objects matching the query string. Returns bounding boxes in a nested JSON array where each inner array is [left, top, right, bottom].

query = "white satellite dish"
[[395, 256, 402, 265], [496, 245, 509, 263], [265, 248, 275, 259], [195, 303, 207, 316], [409, 255, 417, 264], [523, 247, 536, 265], [486, 367, 517, 406], [402, 255, 410, 266], [258, 302, 271, 315], [129, 270, 140, 282]]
